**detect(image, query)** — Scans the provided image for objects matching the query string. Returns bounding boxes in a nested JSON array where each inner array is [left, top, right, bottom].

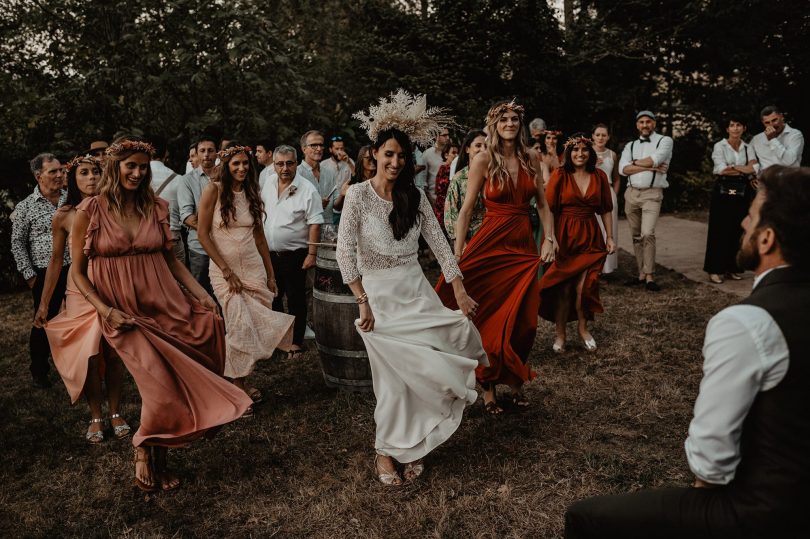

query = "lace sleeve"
[[418, 191, 462, 282], [336, 184, 362, 284]]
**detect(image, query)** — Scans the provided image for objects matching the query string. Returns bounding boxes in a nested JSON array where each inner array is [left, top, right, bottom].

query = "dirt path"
[[617, 215, 752, 298]]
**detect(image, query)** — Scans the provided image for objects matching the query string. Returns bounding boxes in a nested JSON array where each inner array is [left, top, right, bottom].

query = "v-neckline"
[[103, 199, 144, 245], [572, 172, 592, 198]]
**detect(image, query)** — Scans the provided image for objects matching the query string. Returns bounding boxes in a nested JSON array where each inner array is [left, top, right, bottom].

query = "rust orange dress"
[[539, 168, 613, 322], [77, 196, 252, 447], [436, 167, 541, 387]]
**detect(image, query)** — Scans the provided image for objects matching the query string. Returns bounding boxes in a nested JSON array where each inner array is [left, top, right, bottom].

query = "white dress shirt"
[[422, 146, 444, 200], [413, 147, 427, 190], [619, 132, 674, 189], [320, 157, 352, 221], [258, 167, 275, 192], [150, 160, 182, 232], [684, 266, 791, 485], [261, 172, 324, 252], [711, 139, 757, 175], [750, 124, 804, 170]]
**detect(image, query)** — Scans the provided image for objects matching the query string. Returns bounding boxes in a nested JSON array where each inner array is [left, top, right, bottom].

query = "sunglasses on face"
[[330, 136, 343, 141]]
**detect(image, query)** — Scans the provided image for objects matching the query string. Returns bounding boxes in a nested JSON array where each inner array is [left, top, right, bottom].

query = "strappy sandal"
[[510, 392, 530, 408], [110, 413, 131, 440], [246, 387, 263, 404], [374, 454, 402, 486], [133, 448, 158, 492], [287, 348, 304, 360], [239, 405, 254, 419], [86, 418, 105, 444], [152, 447, 181, 492], [483, 400, 504, 415], [403, 460, 424, 482]]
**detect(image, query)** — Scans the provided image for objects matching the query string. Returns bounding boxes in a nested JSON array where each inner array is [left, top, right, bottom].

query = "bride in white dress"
[[338, 98, 488, 486]]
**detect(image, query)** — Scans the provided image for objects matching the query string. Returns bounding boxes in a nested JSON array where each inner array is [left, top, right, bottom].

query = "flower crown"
[[563, 135, 594, 149], [65, 154, 101, 173], [218, 145, 252, 160], [353, 89, 454, 146], [542, 130, 563, 137], [105, 140, 155, 157], [486, 98, 526, 124]]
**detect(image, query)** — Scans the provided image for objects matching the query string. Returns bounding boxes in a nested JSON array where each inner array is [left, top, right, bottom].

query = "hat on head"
[[636, 110, 656, 121], [88, 140, 109, 152]]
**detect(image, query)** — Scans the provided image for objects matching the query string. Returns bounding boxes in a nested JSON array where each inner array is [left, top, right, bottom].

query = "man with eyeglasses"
[[321, 135, 355, 224], [422, 129, 450, 205], [260, 145, 324, 355]]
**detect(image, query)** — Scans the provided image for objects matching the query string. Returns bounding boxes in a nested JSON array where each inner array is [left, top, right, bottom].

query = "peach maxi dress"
[[209, 191, 294, 378], [77, 196, 251, 447]]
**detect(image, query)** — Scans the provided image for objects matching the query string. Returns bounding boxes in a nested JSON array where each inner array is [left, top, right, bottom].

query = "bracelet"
[[83, 288, 96, 300], [545, 236, 554, 242], [104, 306, 114, 321], [356, 292, 368, 305]]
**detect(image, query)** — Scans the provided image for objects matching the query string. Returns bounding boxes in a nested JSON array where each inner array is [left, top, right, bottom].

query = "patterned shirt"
[[443, 166, 486, 242], [11, 186, 69, 280]]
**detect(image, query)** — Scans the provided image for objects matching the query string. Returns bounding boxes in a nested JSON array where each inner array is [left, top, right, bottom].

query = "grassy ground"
[[0, 251, 738, 538]]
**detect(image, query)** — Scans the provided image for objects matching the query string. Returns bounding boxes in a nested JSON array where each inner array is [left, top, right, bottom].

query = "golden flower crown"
[[105, 140, 155, 157], [65, 154, 101, 173], [563, 135, 594, 149], [353, 89, 454, 146], [542, 129, 563, 137], [218, 145, 252, 160], [485, 98, 525, 124]]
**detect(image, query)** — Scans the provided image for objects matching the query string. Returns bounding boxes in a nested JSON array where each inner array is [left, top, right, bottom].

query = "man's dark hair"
[[255, 138, 274, 152], [147, 134, 169, 158], [196, 134, 218, 151], [757, 166, 810, 269], [760, 105, 783, 118], [722, 114, 748, 129], [562, 133, 597, 173]]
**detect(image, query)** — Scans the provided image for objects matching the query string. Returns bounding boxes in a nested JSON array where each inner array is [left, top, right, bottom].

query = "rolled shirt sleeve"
[[618, 143, 633, 176], [649, 135, 673, 168], [305, 188, 325, 225], [711, 141, 727, 175], [177, 174, 196, 225]]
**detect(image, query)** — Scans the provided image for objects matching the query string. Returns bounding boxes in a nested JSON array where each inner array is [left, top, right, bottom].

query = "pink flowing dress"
[[209, 191, 294, 378], [77, 196, 251, 447]]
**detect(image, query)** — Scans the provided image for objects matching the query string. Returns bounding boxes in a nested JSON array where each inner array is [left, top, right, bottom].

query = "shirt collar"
[[639, 131, 658, 142], [753, 264, 791, 289], [33, 185, 64, 203]]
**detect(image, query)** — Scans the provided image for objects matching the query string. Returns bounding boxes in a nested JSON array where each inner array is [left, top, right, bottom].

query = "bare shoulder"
[[52, 206, 75, 230]]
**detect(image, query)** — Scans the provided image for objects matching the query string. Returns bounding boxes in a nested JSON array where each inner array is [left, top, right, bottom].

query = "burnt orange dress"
[[77, 196, 251, 447], [539, 168, 613, 322], [436, 167, 541, 387]]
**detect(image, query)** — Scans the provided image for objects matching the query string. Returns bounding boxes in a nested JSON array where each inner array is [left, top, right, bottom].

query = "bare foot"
[[152, 447, 181, 491]]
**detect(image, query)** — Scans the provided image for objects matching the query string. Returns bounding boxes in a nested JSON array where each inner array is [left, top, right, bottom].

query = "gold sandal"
[[374, 454, 402, 486]]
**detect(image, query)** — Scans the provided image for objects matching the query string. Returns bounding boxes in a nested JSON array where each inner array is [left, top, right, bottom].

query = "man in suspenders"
[[619, 110, 674, 292]]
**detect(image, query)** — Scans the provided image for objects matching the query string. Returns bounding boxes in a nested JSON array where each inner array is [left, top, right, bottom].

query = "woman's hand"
[[606, 237, 616, 255], [225, 272, 243, 294], [540, 238, 556, 263], [357, 302, 375, 332], [33, 304, 49, 328], [106, 308, 136, 332], [455, 290, 479, 319], [198, 295, 219, 313], [267, 277, 278, 295], [340, 179, 351, 196]]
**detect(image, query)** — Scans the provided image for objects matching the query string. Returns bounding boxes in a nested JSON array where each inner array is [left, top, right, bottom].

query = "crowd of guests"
[[9, 95, 808, 536]]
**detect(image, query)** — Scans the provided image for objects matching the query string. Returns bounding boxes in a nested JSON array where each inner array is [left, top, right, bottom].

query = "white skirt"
[[359, 262, 488, 463], [597, 189, 619, 274]]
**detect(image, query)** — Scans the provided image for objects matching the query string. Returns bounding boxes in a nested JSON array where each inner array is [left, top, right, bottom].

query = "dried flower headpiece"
[[353, 89, 454, 146], [486, 98, 526, 125], [218, 145, 252, 160], [105, 140, 155, 157], [563, 135, 594, 149], [542, 130, 563, 137], [65, 154, 101, 173]]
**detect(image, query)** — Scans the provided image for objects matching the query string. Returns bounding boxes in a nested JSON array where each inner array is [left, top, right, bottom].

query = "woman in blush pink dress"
[[197, 143, 294, 416], [35, 155, 130, 443], [70, 137, 252, 493]]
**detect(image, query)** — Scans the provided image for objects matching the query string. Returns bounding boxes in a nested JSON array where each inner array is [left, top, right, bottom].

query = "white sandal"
[[86, 417, 105, 444], [403, 460, 424, 481], [374, 455, 402, 486]]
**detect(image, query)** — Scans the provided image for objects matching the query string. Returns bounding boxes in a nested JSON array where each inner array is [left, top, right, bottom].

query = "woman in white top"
[[704, 117, 758, 283], [592, 124, 620, 274], [337, 124, 487, 486]]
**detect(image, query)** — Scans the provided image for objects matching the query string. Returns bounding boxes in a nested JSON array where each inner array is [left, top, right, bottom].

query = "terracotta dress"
[[45, 225, 104, 404], [77, 196, 252, 447], [436, 167, 541, 387], [539, 168, 613, 322], [209, 191, 294, 378]]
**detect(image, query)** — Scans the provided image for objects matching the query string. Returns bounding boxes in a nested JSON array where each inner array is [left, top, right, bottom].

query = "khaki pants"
[[624, 186, 663, 276]]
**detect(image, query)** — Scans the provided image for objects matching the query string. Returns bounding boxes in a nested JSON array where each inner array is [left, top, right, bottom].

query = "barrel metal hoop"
[[316, 342, 368, 358], [313, 289, 356, 303], [315, 257, 340, 270], [322, 371, 373, 387]]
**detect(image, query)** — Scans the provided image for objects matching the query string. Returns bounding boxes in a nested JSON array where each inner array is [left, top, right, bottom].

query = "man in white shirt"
[[422, 128, 449, 205], [750, 105, 804, 170], [321, 135, 354, 224], [255, 138, 274, 191], [148, 134, 184, 262], [565, 165, 810, 538], [177, 135, 218, 293], [261, 145, 324, 354], [619, 110, 674, 292]]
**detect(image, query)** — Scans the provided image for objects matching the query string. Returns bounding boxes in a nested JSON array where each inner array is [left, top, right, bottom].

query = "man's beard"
[[736, 230, 760, 271]]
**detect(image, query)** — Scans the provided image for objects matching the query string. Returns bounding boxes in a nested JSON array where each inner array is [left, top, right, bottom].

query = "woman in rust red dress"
[[436, 100, 555, 414], [539, 134, 615, 353], [70, 138, 252, 492]]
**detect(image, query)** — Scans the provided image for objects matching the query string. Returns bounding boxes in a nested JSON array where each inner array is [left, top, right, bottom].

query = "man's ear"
[[758, 226, 779, 256]]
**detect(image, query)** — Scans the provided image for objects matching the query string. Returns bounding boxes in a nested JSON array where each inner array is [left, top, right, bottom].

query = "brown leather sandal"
[[133, 448, 158, 492]]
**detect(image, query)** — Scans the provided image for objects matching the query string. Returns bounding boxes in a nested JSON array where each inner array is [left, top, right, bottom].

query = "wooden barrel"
[[312, 244, 372, 392]]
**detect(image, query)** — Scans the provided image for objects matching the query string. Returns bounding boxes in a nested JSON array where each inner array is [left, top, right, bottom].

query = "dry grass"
[[0, 252, 738, 538]]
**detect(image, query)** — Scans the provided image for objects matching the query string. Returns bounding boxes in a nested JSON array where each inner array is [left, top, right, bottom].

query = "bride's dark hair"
[[373, 128, 421, 240]]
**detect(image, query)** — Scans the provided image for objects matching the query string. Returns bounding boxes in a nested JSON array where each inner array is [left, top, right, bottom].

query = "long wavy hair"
[[484, 101, 536, 191], [456, 129, 486, 173], [64, 156, 101, 208], [216, 143, 265, 228], [99, 136, 155, 219], [349, 145, 375, 186], [373, 129, 420, 241]]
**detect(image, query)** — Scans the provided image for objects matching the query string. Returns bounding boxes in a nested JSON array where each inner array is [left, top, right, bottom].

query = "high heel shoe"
[[552, 338, 565, 353], [581, 334, 597, 352], [86, 417, 105, 444]]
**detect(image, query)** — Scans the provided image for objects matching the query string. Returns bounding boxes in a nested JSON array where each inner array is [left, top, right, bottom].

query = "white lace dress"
[[596, 149, 619, 273], [337, 181, 488, 463]]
